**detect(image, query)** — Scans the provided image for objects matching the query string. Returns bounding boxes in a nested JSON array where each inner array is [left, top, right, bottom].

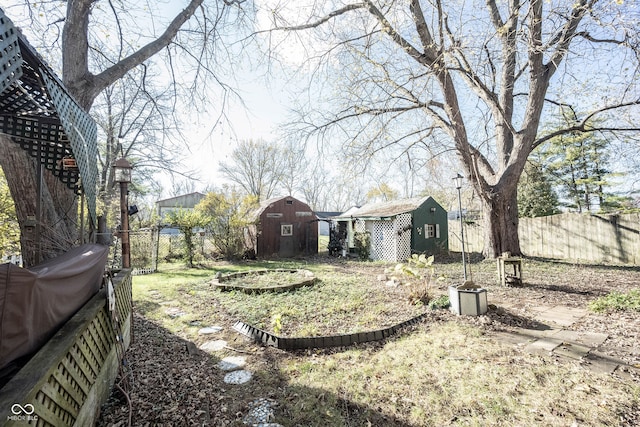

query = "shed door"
[[280, 236, 294, 257], [279, 223, 295, 257]]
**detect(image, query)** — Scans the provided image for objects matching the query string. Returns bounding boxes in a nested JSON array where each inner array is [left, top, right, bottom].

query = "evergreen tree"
[[543, 114, 616, 213], [518, 160, 560, 218]]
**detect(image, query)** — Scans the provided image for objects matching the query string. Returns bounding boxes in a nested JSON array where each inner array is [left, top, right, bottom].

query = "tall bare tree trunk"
[[480, 188, 521, 257], [0, 136, 78, 267]]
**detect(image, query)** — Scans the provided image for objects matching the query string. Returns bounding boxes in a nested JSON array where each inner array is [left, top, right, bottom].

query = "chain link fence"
[[126, 229, 220, 273]]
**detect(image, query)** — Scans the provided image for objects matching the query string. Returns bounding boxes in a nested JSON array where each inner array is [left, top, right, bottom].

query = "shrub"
[[427, 294, 450, 310], [589, 289, 640, 313], [196, 190, 257, 260], [165, 209, 207, 267], [390, 254, 439, 305], [353, 231, 371, 260]]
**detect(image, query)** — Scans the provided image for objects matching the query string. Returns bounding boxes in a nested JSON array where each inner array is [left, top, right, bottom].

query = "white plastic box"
[[449, 283, 488, 316]]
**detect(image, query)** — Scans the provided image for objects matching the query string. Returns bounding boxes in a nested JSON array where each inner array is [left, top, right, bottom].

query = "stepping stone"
[[534, 306, 587, 327], [218, 356, 246, 371], [243, 398, 283, 426], [198, 326, 223, 335], [583, 350, 627, 374], [524, 337, 562, 355], [491, 331, 533, 346], [550, 330, 608, 348], [553, 341, 591, 360], [199, 340, 227, 352], [165, 307, 186, 318], [223, 370, 252, 384]]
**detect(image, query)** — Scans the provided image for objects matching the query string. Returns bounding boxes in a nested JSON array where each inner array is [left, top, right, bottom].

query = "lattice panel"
[[0, 10, 22, 92], [365, 215, 412, 262], [0, 115, 81, 191], [9, 273, 133, 426], [396, 213, 412, 261], [42, 70, 98, 222], [0, 10, 98, 223], [370, 220, 397, 261]]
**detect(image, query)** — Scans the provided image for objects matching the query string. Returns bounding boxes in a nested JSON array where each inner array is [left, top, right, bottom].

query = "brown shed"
[[248, 196, 318, 258]]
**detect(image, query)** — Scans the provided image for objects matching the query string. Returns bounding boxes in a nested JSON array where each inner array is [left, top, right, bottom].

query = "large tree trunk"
[[0, 136, 78, 267], [480, 185, 521, 258]]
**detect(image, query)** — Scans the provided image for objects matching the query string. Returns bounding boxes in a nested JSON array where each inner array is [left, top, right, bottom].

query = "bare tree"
[[366, 182, 399, 203], [298, 160, 329, 210], [218, 139, 285, 201], [278, 140, 308, 196], [265, 0, 640, 257], [0, 0, 248, 264]]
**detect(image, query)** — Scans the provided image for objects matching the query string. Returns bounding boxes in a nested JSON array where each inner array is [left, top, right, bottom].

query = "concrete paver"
[[553, 342, 592, 360], [549, 330, 608, 348], [491, 331, 533, 346], [582, 352, 620, 374], [524, 337, 562, 356], [533, 306, 588, 327], [493, 302, 635, 375]]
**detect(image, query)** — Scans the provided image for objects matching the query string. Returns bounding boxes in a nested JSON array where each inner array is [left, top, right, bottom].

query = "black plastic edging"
[[232, 312, 428, 351]]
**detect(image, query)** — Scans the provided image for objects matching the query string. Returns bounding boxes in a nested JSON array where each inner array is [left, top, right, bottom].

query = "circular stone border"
[[211, 268, 316, 293]]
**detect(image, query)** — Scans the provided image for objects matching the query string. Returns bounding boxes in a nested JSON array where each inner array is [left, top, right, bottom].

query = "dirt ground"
[[96, 256, 640, 426]]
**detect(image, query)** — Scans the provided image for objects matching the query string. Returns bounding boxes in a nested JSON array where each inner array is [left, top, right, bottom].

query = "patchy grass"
[[217, 269, 313, 289], [211, 268, 425, 335], [276, 322, 637, 426], [107, 257, 640, 427], [589, 289, 640, 313]]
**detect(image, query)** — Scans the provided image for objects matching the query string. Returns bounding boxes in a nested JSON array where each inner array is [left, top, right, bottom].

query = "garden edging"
[[232, 312, 427, 350]]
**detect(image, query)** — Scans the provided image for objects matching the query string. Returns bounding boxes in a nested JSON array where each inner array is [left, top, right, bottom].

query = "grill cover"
[[0, 244, 109, 370]]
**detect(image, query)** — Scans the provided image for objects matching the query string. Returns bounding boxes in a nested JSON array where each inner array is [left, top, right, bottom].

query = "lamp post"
[[113, 157, 132, 269], [454, 173, 467, 281]]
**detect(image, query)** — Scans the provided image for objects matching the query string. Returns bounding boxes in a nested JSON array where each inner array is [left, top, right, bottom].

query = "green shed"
[[343, 196, 448, 262]]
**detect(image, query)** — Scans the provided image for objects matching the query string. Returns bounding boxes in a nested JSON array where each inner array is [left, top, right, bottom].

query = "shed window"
[[281, 224, 293, 236], [425, 224, 440, 239]]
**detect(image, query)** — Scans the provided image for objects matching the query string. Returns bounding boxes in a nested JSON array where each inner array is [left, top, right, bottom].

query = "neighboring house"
[[337, 197, 448, 262], [156, 192, 206, 234], [247, 196, 318, 258], [315, 211, 342, 236]]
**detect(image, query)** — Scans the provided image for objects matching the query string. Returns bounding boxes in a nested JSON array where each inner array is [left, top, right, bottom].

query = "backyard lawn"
[[98, 255, 640, 426]]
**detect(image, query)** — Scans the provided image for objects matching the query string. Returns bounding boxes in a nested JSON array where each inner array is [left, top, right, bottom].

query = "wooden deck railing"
[[0, 269, 133, 426]]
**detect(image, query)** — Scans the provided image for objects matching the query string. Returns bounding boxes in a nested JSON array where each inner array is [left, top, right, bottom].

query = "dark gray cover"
[[0, 244, 109, 370]]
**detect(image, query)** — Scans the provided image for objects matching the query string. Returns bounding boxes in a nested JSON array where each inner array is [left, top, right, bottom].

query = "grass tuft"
[[589, 289, 640, 313]]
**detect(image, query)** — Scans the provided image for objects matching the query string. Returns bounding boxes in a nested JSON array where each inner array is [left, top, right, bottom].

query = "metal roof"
[[248, 196, 316, 223], [0, 9, 98, 222]]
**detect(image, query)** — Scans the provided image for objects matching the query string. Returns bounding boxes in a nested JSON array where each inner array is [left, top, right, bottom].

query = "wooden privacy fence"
[[448, 212, 640, 265], [0, 270, 133, 426]]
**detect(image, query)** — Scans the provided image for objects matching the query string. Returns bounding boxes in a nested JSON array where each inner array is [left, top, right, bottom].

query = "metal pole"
[[457, 186, 467, 281], [120, 181, 130, 268], [35, 146, 42, 265], [79, 192, 85, 245]]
